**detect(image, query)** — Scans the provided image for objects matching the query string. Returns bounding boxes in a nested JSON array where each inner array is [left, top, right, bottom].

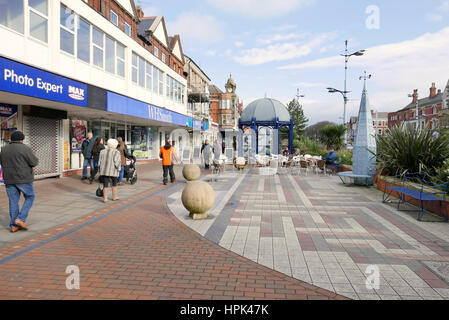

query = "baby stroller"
[[124, 154, 138, 185]]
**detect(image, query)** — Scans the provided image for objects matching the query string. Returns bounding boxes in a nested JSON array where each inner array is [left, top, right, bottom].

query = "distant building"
[[346, 111, 388, 144], [388, 83, 445, 131]]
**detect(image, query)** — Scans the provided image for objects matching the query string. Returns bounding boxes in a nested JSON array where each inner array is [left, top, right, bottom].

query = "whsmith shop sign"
[[0, 57, 87, 107]]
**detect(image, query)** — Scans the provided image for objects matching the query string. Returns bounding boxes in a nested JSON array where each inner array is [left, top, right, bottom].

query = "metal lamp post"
[[339, 40, 366, 145], [408, 91, 419, 132]]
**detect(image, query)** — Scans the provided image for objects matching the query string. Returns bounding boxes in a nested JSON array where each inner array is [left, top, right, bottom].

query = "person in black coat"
[[89, 137, 105, 184], [0, 131, 39, 233]]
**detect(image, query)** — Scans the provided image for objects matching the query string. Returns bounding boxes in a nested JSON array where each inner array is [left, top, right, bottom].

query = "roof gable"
[[153, 17, 169, 48], [115, 0, 137, 19], [170, 35, 185, 64]]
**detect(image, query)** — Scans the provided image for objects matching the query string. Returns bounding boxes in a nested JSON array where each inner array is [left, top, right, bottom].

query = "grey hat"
[[11, 131, 25, 142]]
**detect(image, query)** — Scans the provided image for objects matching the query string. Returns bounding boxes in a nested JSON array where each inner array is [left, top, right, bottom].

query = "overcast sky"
[[138, 0, 449, 125]]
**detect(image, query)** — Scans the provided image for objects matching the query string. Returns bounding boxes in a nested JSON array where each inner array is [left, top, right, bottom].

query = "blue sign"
[[107, 91, 190, 127], [0, 57, 87, 107], [0, 103, 17, 118]]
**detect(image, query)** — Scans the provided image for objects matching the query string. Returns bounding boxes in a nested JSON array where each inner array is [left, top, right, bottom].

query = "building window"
[[154, 46, 159, 57], [60, 4, 75, 55], [77, 17, 90, 63], [116, 42, 125, 77], [145, 61, 152, 91], [138, 56, 145, 87], [161, 52, 166, 63], [105, 35, 115, 73], [158, 70, 163, 95], [124, 22, 131, 36], [0, 0, 24, 33], [166, 76, 170, 98], [29, 0, 48, 43], [132, 52, 138, 83], [152, 67, 158, 94], [92, 27, 104, 68], [110, 10, 118, 26]]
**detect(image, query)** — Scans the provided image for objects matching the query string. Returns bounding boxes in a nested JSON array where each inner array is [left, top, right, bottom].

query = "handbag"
[[96, 182, 104, 197]]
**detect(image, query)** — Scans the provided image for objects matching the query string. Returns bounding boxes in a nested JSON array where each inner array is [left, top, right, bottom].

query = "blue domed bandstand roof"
[[240, 98, 291, 123]]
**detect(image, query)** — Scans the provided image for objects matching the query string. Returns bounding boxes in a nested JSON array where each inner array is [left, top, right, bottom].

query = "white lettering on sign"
[[4, 69, 34, 87], [68, 85, 85, 101], [148, 105, 173, 123], [37, 78, 63, 94]]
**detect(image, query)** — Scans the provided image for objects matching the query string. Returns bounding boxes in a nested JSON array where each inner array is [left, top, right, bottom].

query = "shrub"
[[297, 137, 327, 157], [373, 123, 449, 176], [319, 124, 346, 150], [337, 149, 353, 165]]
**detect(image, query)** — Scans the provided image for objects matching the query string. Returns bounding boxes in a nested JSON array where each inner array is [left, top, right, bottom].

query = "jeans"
[[90, 161, 99, 181], [119, 166, 124, 183], [162, 165, 175, 184], [82, 158, 94, 179], [5, 183, 35, 228]]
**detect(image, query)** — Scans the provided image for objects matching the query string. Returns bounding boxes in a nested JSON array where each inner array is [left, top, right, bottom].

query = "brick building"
[[388, 83, 444, 131]]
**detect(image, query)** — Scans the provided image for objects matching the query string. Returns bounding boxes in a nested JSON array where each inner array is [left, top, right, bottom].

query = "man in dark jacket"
[[0, 131, 39, 233], [81, 132, 95, 181]]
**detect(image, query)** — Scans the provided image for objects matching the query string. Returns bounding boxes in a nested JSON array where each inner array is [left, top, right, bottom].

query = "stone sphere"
[[181, 181, 215, 214], [182, 164, 201, 181]]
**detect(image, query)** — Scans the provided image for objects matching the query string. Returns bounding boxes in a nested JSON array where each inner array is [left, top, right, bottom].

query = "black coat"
[[92, 145, 105, 163], [0, 142, 39, 185]]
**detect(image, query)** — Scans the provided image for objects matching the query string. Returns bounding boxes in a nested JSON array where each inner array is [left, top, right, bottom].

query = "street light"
[[296, 88, 305, 101], [408, 90, 419, 132], [339, 40, 366, 144]]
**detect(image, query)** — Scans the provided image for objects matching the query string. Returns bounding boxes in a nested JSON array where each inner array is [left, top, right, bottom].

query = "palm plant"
[[319, 124, 346, 150], [372, 123, 449, 176]]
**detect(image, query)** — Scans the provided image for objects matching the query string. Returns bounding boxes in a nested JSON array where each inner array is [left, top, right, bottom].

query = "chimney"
[[136, 6, 144, 19], [430, 82, 437, 98], [412, 89, 418, 104]]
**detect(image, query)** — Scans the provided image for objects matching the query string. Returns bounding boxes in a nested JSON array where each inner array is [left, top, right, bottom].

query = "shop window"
[[124, 22, 131, 36], [110, 10, 118, 26], [138, 56, 145, 87], [92, 27, 104, 68], [77, 17, 90, 63], [105, 35, 115, 73], [116, 42, 125, 77], [29, 0, 48, 43], [0, 0, 24, 33], [132, 52, 138, 83], [60, 4, 75, 55], [145, 61, 152, 91]]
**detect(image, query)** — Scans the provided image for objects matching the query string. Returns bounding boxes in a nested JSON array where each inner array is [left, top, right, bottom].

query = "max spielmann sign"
[[0, 57, 87, 107]]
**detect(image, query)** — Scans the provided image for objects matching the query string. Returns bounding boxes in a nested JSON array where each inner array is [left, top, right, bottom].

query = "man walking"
[[81, 132, 95, 181], [0, 131, 39, 232], [159, 140, 179, 185], [201, 140, 212, 169]]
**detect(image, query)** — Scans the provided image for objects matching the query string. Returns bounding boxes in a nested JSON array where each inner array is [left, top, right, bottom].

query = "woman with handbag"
[[98, 139, 121, 203]]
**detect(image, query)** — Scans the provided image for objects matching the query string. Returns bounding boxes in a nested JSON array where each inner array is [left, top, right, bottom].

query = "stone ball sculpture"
[[181, 181, 215, 220], [182, 164, 201, 181]]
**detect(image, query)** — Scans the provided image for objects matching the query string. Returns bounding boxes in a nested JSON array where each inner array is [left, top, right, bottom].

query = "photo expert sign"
[[0, 57, 87, 107]]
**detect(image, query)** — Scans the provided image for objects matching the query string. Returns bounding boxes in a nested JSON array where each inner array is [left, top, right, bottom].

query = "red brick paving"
[[0, 182, 347, 300]]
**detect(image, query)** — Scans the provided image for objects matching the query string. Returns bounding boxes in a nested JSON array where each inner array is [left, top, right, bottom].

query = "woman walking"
[[201, 140, 212, 169], [99, 139, 121, 203], [116, 137, 129, 186], [89, 137, 105, 184]]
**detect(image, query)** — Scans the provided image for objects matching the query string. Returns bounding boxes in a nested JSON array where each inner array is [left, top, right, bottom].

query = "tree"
[[287, 98, 308, 138], [319, 124, 347, 150]]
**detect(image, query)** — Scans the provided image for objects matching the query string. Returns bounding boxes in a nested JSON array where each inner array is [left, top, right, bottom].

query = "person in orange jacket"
[[159, 140, 179, 185]]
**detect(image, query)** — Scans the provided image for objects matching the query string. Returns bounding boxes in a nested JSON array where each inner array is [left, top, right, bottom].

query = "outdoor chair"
[[316, 159, 330, 175], [299, 160, 310, 176], [307, 158, 318, 175]]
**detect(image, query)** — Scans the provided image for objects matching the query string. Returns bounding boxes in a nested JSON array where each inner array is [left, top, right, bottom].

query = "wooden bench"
[[382, 172, 449, 221]]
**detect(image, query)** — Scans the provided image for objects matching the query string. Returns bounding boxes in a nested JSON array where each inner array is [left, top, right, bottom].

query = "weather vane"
[[359, 71, 372, 82]]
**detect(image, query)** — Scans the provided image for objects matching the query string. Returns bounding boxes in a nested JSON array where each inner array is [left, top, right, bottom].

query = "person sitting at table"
[[282, 146, 290, 157], [324, 149, 338, 172]]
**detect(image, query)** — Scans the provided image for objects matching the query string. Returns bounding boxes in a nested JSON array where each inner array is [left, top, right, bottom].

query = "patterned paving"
[[168, 169, 449, 300]]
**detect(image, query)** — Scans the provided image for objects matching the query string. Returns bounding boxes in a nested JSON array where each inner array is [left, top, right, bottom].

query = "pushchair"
[[124, 154, 138, 185]]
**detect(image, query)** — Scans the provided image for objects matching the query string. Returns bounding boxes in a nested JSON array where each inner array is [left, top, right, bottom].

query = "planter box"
[[337, 165, 352, 173], [376, 176, 448, 218]]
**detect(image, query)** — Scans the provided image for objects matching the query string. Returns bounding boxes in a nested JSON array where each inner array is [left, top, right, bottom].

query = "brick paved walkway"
[[168, 168, 449, 300], [0, 163, 344, 300]]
